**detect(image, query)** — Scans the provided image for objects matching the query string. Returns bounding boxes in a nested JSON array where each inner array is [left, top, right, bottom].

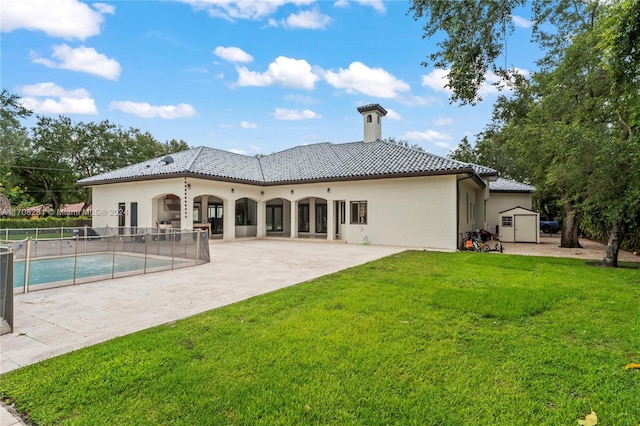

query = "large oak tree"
[[413, 0, 640, 266]]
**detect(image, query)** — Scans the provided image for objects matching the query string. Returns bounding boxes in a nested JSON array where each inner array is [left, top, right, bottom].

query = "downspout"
[[456, 173, 475, 250]]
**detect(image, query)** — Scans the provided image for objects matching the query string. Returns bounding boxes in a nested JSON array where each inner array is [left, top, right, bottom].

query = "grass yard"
[[1, 251, 639, 425]]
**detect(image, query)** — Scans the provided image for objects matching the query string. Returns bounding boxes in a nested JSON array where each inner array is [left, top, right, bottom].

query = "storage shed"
[[498, 206, 539, 243]]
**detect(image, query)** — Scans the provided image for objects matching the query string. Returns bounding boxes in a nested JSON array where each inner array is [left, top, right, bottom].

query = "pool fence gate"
[[0, 245, 13, 335]]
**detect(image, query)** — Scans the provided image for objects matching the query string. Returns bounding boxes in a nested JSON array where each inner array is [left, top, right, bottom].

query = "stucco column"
[[149, 198, 156, 229], [224, 198, 236, 240], [200, 195, 209, 223], [256, 200, 266, 238], [290, 199, 297, 239], [309, 197, 316, 234], [326, 199, 334, 241]]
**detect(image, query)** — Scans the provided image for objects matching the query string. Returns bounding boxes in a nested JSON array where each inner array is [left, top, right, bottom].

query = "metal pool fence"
[[1, 226, 210, 294], [0, 245, 13, 334]]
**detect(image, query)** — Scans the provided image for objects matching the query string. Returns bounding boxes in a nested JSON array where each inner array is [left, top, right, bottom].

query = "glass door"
[[298, 204, 309, 232], [266, 205, 283, 231], [208, 203, 224, 234], [315, 203, 327, 233]]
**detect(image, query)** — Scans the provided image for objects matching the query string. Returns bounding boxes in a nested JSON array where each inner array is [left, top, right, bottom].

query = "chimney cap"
[[357, 103, 387, 116]]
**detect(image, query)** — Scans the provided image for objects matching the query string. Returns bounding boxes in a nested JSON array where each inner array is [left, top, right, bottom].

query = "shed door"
[[515, 215, 537, 242]]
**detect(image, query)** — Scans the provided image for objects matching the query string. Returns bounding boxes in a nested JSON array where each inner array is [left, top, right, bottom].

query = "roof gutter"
[[78, 168, 486, 187]]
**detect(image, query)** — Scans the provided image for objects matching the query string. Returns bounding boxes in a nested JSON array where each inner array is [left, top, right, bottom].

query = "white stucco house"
[[78, 104, 534, 251]]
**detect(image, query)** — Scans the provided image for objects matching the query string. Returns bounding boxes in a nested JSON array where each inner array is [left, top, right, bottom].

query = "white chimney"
[[357, 104, 387, 143]]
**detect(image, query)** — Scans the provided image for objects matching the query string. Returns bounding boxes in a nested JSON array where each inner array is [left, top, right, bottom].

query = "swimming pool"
[[14, 253, 177, 288]]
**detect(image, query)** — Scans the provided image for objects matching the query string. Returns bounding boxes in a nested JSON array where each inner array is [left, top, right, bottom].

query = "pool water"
[[14, 253, 175, 287]]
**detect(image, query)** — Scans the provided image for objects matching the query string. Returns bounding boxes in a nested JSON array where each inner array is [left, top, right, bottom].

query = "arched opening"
[[367, 114, 372, 123], [297, 197, 327, 239], [193, 195, 225, 238], [235, 197, 258, 237], [266, 198, 291, 237]]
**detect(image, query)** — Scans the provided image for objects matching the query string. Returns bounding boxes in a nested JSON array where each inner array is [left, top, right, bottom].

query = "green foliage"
[[1, 252, 639, 425], [409, 0, 526, 105], [0, 89, 33, 201], [448, 136, 478, 163], [0, 217, 85, 229], [0, 89, 192, 208], [382, 136, 424, 151], [428, 0, 640, 260]]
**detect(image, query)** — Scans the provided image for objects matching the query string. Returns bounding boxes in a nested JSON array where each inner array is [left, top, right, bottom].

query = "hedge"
[[0, 217, 91, 229]]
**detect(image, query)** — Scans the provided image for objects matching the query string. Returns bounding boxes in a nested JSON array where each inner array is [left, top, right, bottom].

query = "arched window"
[[367, 114, 372, 123]]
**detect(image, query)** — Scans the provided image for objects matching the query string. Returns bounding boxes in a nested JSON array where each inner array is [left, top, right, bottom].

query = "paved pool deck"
[[1, 236, 638, 425]]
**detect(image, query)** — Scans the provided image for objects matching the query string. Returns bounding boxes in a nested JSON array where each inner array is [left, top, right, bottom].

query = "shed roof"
[[78, 140, 497, 186], [489, 178, 535, 193]]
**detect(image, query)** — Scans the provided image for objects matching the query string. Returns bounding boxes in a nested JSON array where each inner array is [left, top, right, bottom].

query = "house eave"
[[78, 168, 481, 187]]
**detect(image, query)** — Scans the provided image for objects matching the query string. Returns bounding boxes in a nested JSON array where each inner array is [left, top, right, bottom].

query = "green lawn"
[[1, 251, 639, 425]]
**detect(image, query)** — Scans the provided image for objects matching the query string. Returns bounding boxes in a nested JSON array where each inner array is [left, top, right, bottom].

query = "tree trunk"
[[560, 196, 582, 248], [602, 221, 623, 267]]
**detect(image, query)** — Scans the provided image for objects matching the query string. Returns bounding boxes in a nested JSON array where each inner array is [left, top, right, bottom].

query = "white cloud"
[[284, 94, 318, 104], [334, 0, 385, 13], [273, 108, 322, 120], [180, 0, 315, 21], [512, 15, 532, 28], [422, 68, 529, 99], [213, 46, 254, 63], [275, 9, 332, 29], [18, 82, 98, 115], [31, 44, 121, 80], [229, 148, 248, 155], [385, 109, 401, 120], [404, 129, 452, 142], [241, 121, 257, 129], [433, 117, 453, 126], [1, 0, 111, 40], [421, 69, 451, 93], [236, 56, 319, 89], [250, 145, 261, 152], [109, 101, 197, 119], [323, 62, 410, 98], [435, 141, 454, 150], [92, 3, 115, 15]]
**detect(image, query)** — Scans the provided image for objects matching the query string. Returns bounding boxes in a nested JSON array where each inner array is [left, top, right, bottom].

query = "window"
[[502, 216, 513, 227], [367, 114, 372, 123], [339, 201, 346, 224], [235, 198, 256, 225], [193, 202, 201, 223], [118, 202, 125, 235], [350, 201, 367, 224]]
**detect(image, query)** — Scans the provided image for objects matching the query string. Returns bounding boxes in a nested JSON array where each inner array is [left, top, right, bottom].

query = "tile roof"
[[78, 141, 497, 186], [489, 178, 536, 192]]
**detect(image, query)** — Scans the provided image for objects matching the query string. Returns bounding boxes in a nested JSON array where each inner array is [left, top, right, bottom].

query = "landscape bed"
[[0, 251, 638, 425]]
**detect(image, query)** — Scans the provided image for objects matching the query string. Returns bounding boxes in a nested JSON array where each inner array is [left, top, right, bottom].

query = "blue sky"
[[2, 0, 538, 158]]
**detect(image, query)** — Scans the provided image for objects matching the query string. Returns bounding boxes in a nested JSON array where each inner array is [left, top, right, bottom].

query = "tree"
[[449, 136, 478, 163], [409, 0, 598, 105], [409, 0, 640, 264], [0, 90, 33, 204], [383, 137, 424, 151], [4, 99, 193, 211]]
